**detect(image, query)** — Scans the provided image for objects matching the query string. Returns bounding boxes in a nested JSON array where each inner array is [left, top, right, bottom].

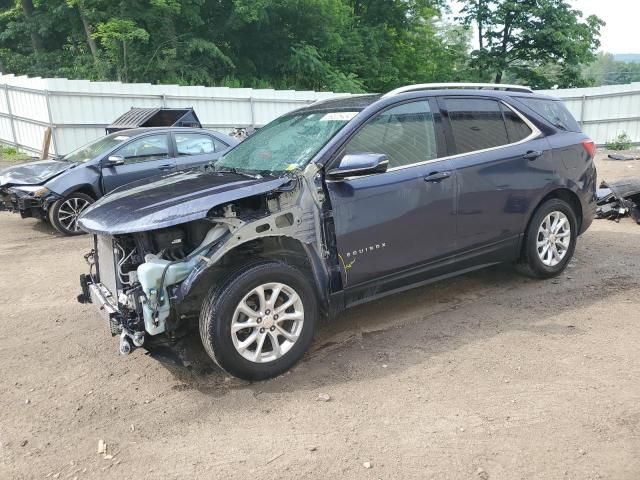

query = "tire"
[[517, 198, 578, 278], [199, 261, 318, 380], [48, 192, 94, 236]]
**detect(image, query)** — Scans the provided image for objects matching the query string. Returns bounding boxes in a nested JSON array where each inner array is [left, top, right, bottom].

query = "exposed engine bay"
[[79, 169, 333, 357]]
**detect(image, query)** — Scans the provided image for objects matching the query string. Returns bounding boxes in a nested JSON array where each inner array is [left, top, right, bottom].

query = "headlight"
[[10, 186, 50, 197]]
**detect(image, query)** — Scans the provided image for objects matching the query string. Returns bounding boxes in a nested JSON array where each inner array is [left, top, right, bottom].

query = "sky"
[[571, 0, 640, 54], [449, 0, 640, 55]]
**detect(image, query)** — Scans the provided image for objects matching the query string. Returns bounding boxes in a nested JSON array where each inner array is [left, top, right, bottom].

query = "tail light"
[[581, 139, 596, 158]]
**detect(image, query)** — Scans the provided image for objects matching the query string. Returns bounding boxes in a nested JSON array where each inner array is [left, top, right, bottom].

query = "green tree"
[[93, 18, 149, 82], [583, 52, 640, 86], [0, 0, 471, 92], [459, 0, 604, 88]]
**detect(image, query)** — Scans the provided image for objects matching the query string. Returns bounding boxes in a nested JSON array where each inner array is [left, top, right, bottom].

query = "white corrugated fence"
[[2, 73, 639, 157], [538, 82, 640, 146], [0, 73, 349, 156]]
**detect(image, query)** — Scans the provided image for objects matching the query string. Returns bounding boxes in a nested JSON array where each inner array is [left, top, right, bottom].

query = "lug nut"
[[270, 326, 275, 332], [265, 309, 271, 315], [260, 328, 265, 333], [257, 318, 262, 323], [273, 314, 279, 320]]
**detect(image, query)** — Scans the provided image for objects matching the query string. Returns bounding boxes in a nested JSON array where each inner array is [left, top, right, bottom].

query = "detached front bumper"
[[0, 188, 48, 219]]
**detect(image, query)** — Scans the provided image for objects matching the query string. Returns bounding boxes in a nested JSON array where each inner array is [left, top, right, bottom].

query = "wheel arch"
[[519, 187, 582, 256], [60, 184, 98, 199], [180, 235, 330, 316]]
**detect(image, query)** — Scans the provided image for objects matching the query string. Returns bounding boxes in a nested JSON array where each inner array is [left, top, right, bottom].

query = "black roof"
[[109, 108, 161, 129], [302, 94, 381, 112], [106, 107, 202, 133], [298, 88, 551, 114]]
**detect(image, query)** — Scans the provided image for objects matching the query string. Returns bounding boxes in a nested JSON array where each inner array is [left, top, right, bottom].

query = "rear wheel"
[[517, 198, 577, 278], [199, 261, 317, 380], [48, 192, 94, 236]]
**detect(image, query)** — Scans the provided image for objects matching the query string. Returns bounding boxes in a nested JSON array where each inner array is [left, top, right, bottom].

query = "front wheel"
[[199, 262, 318, 380], [517, 198, 578, 278], [48, 192, 94, 236]]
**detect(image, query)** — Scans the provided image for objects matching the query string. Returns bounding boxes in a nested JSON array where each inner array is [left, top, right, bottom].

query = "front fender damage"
[[180, 173, 327, 299], [134, 164, 332, 341]]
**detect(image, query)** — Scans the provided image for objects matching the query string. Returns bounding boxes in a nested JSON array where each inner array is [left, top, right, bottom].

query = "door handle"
[[424, 171, 452, 183], [523, 150, 543, 161], [157, 164, 175, 171]]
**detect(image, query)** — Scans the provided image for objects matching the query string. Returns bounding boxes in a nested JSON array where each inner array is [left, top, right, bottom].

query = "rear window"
[[517, 98, 580, 132]]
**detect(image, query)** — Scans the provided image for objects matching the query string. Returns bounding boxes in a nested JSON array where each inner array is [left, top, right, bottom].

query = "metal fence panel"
[[539, 82, 640, 145], [0, 73, 350, 156], [4, 73, 640, 157]]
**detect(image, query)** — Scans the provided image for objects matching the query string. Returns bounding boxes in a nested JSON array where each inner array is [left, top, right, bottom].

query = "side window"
[[502, 106, 532, 143], [213, 137, 229, 152], [445, 98, 509, 154], [116, 134, 170, 163], [175, 133, 219, 156], [345, 101, 437, 169]]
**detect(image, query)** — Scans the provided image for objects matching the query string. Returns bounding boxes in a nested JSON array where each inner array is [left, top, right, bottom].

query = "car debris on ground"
[[596, 179, 640, 223], [606, 153, 640, 161]]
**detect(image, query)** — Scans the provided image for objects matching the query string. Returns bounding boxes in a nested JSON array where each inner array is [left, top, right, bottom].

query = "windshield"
[[63, 133, 131, 163], [214, 110, 358, 175]]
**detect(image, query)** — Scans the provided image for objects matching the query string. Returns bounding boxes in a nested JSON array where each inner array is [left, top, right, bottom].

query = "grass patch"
[[0, 144, 30, 162], [605, 132, 633, 151]]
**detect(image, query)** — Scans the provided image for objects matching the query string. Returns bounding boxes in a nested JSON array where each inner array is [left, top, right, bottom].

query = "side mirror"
[[103, 155, 124, 167], [327, 153, 388, 178]]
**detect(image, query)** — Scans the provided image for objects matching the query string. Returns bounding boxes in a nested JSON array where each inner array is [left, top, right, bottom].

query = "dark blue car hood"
[[78, 170, 291, 235], [0, 159, 73, 187]]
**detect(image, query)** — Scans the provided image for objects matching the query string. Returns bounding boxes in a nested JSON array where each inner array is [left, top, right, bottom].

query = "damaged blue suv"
[[77, 83, 597, 380]]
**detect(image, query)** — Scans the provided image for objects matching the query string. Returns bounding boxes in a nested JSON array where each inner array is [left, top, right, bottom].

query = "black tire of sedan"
[[518, 198, 578, 279], [48, 192, 94, 236], [199, 261, 318, 380]]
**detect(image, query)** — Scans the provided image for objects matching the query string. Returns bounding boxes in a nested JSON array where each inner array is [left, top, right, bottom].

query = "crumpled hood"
[[78, 169, 291, 235], [0, 159, 72, 187]]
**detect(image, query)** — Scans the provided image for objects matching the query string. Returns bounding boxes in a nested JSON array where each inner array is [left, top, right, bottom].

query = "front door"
[[101, 133, 177, 193], [325, 100, 457, 299]]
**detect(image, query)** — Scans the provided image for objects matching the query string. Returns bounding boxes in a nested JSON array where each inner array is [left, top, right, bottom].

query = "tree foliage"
[[458, 0, 604, 88], [0, 0, 603, 91], [583, 53, 640, 86]]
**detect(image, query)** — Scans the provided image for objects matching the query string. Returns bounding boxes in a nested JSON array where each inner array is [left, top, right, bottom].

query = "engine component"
[[137, 224, 229, 335]]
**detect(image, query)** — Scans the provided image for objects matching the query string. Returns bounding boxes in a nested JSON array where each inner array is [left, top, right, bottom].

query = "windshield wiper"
[[214, 167, 262, 179]]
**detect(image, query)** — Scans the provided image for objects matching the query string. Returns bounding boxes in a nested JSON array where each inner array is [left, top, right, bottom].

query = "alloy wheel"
[[57, 197, 91, 233], [231, 282, 304, 363], [536, 210, 571, 267]]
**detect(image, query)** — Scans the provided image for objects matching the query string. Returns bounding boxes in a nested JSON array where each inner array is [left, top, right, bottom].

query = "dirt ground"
[[1, 151, 639, 480]]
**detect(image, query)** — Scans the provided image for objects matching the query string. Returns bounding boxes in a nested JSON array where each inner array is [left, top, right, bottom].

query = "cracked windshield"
[[214, 111, 357, 175]]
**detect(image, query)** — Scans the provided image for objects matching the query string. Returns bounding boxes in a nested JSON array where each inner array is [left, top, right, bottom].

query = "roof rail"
[[382, 83, 533, 97]]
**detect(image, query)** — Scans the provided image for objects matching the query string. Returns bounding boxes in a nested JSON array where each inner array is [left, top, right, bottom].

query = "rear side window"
[[517, 98, 580, 132], [445, 98, 509, 154], [502, 106, 532, 143]]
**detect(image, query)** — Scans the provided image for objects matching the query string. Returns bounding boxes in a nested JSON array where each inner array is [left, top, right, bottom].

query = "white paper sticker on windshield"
[[320, 112, 357, 122], [114, 136, 130, 141]]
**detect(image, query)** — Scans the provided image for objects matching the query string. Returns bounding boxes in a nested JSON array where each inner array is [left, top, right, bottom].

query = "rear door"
[[326, 99, 457, 298], [172, 132, 230, 170], [101, 133, 176, 193], [438, 96, 551, 263]]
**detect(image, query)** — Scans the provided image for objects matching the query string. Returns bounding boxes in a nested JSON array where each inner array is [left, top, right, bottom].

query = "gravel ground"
[[0, 152, 639, 479]]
